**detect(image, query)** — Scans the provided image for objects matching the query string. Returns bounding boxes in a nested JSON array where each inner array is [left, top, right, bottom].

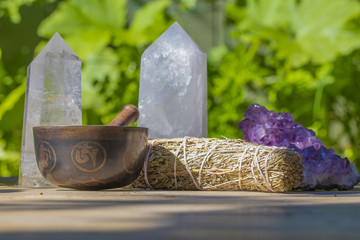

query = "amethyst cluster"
[[238, 103, 360, 190]]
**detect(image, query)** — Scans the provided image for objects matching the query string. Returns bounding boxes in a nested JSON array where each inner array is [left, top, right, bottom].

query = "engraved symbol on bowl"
[[36, 141, 57, 173], [71, 141, 107, 173]]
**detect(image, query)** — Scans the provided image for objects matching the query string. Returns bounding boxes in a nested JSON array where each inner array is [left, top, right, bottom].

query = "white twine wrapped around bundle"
[[130, 137, 304, 192]]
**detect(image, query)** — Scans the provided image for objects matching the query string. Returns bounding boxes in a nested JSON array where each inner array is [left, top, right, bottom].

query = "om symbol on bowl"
[[71, 141, 107, 172], [36, 141, 57, 173]]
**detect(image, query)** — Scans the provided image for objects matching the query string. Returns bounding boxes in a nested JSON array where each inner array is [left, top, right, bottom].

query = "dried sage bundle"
[[130, 138, 304, 192]]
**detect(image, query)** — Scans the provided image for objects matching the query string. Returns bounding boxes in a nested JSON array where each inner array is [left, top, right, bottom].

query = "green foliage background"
[[1, 0, 360, 177]]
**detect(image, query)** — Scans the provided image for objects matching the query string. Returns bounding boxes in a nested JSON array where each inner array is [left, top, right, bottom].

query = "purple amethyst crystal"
[[238, 103, 360, 190]]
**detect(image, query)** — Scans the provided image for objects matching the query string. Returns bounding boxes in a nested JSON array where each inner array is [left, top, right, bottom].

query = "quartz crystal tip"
[[138, 21, 207, 139], [32, 33, 80, 64]]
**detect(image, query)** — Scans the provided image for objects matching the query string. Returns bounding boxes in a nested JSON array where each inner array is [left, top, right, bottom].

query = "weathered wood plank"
[[0, 185, 359, 240]]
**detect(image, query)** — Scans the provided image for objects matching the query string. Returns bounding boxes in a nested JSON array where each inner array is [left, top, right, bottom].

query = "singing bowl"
[[33, 126, 148, 190]]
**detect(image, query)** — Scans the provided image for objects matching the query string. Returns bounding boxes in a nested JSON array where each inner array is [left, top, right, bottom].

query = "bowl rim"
[[33, 125, 148, 140], [33, 125, 148, 131]]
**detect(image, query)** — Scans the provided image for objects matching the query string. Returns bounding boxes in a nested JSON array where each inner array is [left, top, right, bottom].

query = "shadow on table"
[[1, 201, 360, 240], [1, 183, 360, 212], [287, 184, 360, 196], [0, 188, 23, 193], [0, 192, 267, 211]]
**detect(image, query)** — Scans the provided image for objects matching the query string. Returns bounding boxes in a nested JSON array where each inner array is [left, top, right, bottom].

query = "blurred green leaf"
[[0, 0, 36, 23], [179, 0, 198, 10], [38, 0, 127, 58], [82, 47, 119, 112], [122, 0, 171, 46], [0, 0, 56, 23], [0, 81, 25, 122], [0, 145, 20, 177], [237, 0, 360, 66], [131, 0, 170, 32]]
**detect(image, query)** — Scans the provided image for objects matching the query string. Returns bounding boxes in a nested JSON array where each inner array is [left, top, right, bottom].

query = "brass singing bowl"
[[33, 105, 148, 190]]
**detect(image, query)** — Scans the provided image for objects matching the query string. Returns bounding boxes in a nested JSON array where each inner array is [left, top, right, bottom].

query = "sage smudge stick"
[[129, 137, 304, 192]]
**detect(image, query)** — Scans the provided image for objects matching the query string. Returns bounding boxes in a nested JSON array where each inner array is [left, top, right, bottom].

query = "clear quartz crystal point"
[[138, 22, 207, 139], [20, 33, 82, 187]]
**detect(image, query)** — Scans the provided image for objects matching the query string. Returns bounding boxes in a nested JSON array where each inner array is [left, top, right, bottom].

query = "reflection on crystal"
[[238, 103, 360, 190], [138, 22, 207, 139], [20, 33, 82, 187]]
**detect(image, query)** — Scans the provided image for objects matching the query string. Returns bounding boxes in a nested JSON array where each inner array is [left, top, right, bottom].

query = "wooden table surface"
[[1, 184, 360, 240]]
